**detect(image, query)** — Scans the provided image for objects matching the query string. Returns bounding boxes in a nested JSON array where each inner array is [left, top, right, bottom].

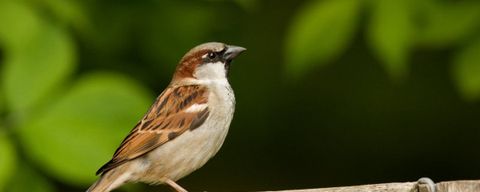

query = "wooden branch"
[[267, 179, 480, 192]]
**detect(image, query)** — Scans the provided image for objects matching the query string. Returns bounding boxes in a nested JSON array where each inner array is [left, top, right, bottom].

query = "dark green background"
[[0, 0, 479, 191]]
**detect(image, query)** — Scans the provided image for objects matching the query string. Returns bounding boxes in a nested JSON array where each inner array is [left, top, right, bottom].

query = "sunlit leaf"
[[7, 166, 54, 192], [0, 131, 16, 191], [368, 0, 414, 80], [417, 0, 480, 47], [2, 21, 76, 113], [285, 0, 361, 77], [18, 73, 153, 185], [453, 38, 480, 101]]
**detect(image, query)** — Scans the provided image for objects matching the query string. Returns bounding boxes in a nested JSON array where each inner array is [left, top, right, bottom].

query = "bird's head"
[[173, 42, 246, 83]]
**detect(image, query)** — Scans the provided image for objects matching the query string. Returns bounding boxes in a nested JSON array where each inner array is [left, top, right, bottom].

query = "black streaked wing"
[[96, 85, 210, 175]]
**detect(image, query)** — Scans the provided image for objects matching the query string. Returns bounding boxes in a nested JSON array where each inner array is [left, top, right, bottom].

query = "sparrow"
[[87, 42, 246, 192]]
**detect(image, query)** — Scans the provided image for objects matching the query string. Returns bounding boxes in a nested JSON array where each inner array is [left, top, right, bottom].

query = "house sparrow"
[[87, 42, 246, 192]]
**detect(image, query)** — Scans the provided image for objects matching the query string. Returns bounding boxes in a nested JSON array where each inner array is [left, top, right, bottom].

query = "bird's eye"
[[207, 52, 216, 59]]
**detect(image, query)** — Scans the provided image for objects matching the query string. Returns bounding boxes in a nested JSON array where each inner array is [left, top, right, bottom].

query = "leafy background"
[[0, 0, 479, 191]]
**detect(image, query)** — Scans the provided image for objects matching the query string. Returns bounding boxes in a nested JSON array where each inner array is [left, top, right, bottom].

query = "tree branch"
[[267, 179, 480, 192]]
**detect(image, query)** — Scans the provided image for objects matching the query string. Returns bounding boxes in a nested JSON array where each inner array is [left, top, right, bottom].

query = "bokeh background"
[[0, 0, 480, 191]]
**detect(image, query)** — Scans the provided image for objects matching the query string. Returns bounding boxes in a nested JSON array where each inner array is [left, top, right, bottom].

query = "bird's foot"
[[165, 178, 188, 192]]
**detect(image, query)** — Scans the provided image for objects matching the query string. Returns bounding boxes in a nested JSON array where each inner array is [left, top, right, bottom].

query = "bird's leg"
[[165, 178, 188, 192]]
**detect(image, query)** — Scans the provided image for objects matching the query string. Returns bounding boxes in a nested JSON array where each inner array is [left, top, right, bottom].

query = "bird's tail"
[[86, 169, 128, 192]]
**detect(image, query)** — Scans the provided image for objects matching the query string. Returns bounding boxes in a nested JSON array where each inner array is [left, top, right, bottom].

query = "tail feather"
[[87, 169, 130, 192]]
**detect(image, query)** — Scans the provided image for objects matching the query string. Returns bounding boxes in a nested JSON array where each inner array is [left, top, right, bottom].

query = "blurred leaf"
[[234, 0, 258, 11], [285, 0, 361, 77], [33, 0, 90, 32], [0, 83, 4, 113], [453, 38, 480, 101], [2, 21, 76, 113], [417, 1, 480, 47], [0, 131, 16, 191], [368, 0, 414, 80], [18, 73, 152, 185], [0, 0, 42, 50], [206, 0, 258, 11], [7, 166, 54, 192]]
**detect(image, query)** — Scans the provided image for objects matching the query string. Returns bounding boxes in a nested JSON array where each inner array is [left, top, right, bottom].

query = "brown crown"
[[172, 42, 226, 82]]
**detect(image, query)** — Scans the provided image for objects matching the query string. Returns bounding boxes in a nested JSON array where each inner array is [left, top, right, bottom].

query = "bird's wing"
[[96, 85, 210, 175]]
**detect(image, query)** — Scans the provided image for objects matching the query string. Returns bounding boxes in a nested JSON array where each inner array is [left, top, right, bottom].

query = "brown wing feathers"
[[96, 85, 209, 175]]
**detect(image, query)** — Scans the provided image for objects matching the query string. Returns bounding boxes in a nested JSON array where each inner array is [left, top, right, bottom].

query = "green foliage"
[[0, 131, 16, 191], [0, 0, 42, 50], [3, 24, 75, 113], [0, 0, 76, 113], [6, 166, 55, 192], [32, 0, 89, 32], [234, 0, 258, 11], [0, 0, 154, 189], [18, 73, 152, 185], [417, 0, 480, 47], [368, 0, 414, 80], [0, 84, 4, 113], [453, 38, 480, 101], [285, 0, 480, 100], [285, 0, 361, 77]]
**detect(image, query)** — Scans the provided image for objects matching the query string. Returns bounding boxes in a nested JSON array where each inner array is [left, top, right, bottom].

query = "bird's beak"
[[223, 45, 246, 61]]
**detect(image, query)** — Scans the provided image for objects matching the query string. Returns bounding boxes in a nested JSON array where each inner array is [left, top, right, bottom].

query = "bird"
[[87, 42, 246, 192]]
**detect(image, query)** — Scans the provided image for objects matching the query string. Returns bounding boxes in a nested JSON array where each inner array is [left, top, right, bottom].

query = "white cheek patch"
[[194, 62, 226, 80], [185, 103, 208, 113]]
